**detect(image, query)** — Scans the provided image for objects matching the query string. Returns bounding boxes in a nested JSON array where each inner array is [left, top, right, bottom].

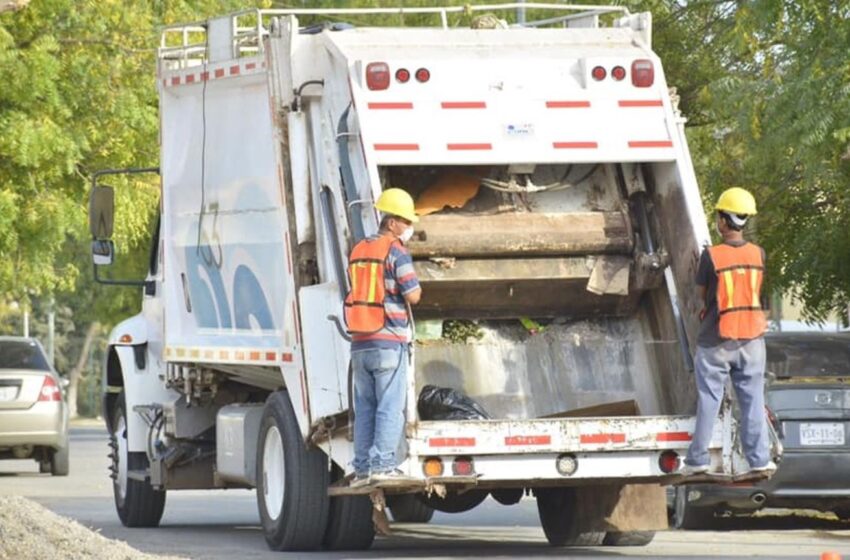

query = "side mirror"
[[89, 185, 115, 240], [92, 239, 115, 266]]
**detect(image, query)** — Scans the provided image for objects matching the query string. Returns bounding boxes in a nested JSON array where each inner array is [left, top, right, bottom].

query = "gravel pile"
[[0, 496, 183, 560]]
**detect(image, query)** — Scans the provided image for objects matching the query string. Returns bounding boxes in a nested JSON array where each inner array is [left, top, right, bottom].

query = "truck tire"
[[603, 531, 656, 546], [673, 485, 715, 530], [420, 489, 488, 514], [111, 393, 166, 527], [256, 391, 330, 551], [49, 441, 70, 476], [323, 466, 375, 550], [536, 487, 605, 547], [387, 494, 435, 523]]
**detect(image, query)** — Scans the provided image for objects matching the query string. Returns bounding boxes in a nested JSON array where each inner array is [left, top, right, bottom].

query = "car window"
[[0, 340, 51, 371], [766, 337, 850, 378]]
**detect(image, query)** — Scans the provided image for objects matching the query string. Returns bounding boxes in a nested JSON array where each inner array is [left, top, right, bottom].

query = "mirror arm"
[[93, 262, 150, 288]]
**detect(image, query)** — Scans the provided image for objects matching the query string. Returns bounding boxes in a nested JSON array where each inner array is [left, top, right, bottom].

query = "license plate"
[[800, 422, 845, 446], [0, 386, 18, 401]]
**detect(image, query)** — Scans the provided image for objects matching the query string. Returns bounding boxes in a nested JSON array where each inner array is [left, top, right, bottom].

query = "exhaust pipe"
[[751, 492, 767, 506]]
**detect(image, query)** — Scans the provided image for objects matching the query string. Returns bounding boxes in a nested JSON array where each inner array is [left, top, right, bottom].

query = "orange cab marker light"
[[119, 334, 133, 343]]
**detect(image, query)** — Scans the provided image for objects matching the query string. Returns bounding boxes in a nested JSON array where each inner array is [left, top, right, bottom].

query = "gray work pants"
[[685, 337, 770, 468]]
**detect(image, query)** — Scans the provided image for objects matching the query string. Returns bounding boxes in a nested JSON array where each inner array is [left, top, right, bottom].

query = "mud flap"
[[575, 484, 668, 532]]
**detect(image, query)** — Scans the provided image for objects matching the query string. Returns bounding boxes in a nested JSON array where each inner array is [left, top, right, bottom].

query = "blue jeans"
[[351, 345, 408, 476], [686, 338, 770, 468]]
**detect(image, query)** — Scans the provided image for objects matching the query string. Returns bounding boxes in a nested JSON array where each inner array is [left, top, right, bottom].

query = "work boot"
[[748, 461, 777, 476], [678, 463, 710, 476], [350, 473, 371, 488]]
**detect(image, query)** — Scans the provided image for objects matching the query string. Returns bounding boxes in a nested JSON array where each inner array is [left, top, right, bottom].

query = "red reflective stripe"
[[429, 437, 476, 447], [656, 432, 692, 442], [553, 141, 598, 149], [265, 351, 276, 361], [282, 352, 293, 362], [214, 68, 225, 79], [201, 71, 209, 82], [170, 76, 180, 86], [245, 62, 256, 70], [546, 100, 591, 108], [374, 143, 419, 151], [618, 100, 663, 107], [447, 143, 492, 150], [441, 101, 486, 109], [628, 140, 673, 148], [229, 65, 240, 76], [186, 74, 196, 84], [505, 435, 551, 446], [580, 433, 626, 444], [368, 102, 414, 110], [249, 351, 261, 361]]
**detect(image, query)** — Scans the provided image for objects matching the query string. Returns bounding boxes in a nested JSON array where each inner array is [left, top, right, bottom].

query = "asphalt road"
[[2, 426, 850, 559]]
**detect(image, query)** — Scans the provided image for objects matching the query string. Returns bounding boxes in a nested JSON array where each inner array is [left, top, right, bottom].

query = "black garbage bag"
[[417, 385, 490, 421]]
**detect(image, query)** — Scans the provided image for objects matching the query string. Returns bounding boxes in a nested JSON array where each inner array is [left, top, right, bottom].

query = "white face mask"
[[399, 225, 414, 244]]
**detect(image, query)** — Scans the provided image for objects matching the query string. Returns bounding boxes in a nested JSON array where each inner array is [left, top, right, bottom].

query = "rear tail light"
[[591, 65, 607, 81], [611, 66, 626, 81], [452, 456, 475, 476], [631, 59, 654, 87], [658, 450, 680, 474], [423, 457, 444, 477], [38, 376, 61, 402], [415, 67, 430, 83], [366, 62, 390, 90], [395, 68, 410, 83]]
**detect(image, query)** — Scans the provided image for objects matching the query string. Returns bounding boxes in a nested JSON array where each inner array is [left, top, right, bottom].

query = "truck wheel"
[[49, 441, 70, 476], [536, 487, 605, 546], [110, 393, 166, 527], [256, 391, 330, 551], [323, 466, 375, 550], [603, 531, 656, 546], [387, 494, 435, 523], [673, 485, 715, 529], [420, 489, 488, 513]]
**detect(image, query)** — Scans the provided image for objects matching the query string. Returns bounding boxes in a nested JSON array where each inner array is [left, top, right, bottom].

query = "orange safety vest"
[[707, 242, 767, 340], [344, 235, 397, 334]]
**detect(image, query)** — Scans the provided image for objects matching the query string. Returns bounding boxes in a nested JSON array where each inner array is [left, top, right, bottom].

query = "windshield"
[[0, 340, 51, 371], [766, 335, 850, 378]]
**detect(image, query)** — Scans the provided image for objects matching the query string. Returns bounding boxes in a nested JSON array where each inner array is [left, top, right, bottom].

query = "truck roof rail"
[[159, 3, 631, 68]]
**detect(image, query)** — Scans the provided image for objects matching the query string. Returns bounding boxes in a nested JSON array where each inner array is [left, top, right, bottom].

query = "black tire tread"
[[257, 391, 330, 551], [113, 394, 166, 528], [536, 487, 606, 547], [50, 444, 70, 476], [388, 494, 435, 523], [603, 531, 656, 546]]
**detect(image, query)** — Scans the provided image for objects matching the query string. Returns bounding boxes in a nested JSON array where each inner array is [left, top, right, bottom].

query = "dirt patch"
[[0, 496, 184, 560]]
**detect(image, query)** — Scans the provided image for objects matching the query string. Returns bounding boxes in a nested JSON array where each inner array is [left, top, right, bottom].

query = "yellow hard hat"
[[375, 188, 419, 223], [715, 187, 757, 216]]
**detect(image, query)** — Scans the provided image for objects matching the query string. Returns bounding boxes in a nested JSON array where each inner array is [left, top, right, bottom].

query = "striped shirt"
[[351, 236, 420, 351]]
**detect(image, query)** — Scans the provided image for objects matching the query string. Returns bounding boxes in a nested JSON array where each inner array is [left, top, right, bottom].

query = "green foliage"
[[1, 0, 848, 332]]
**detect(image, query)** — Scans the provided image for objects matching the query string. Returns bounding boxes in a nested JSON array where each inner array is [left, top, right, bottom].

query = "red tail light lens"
[[658, 450, 680, 474], [38, 376, 61, 402], [452, 456, 475, 476], [366, 62, 390, 90], [611, 66, 626, 81], [591, 66, 607, 81], [631, 59, 654, 87], [415, 67, 430, 83], [395, 68, 410, 83]]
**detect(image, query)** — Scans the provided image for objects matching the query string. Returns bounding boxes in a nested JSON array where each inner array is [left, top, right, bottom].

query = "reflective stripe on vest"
[[707, 242, 767, 340], [344, 236, 397, 334]]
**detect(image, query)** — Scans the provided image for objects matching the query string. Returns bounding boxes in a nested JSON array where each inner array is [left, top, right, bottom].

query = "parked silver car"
[[674, 332, 850, 528], [0, 337, 69, 475]]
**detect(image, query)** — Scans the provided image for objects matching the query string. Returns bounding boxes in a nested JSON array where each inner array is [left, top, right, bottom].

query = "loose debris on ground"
[[0, 496, 184, 560]]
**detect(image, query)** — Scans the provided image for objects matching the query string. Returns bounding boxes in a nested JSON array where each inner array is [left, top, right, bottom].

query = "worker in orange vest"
[[345, 188, 422, 487], [681, 187, 776, 476]]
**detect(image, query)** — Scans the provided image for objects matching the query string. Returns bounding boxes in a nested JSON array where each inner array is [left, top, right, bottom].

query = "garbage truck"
[[88, 3, 775, 551]]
